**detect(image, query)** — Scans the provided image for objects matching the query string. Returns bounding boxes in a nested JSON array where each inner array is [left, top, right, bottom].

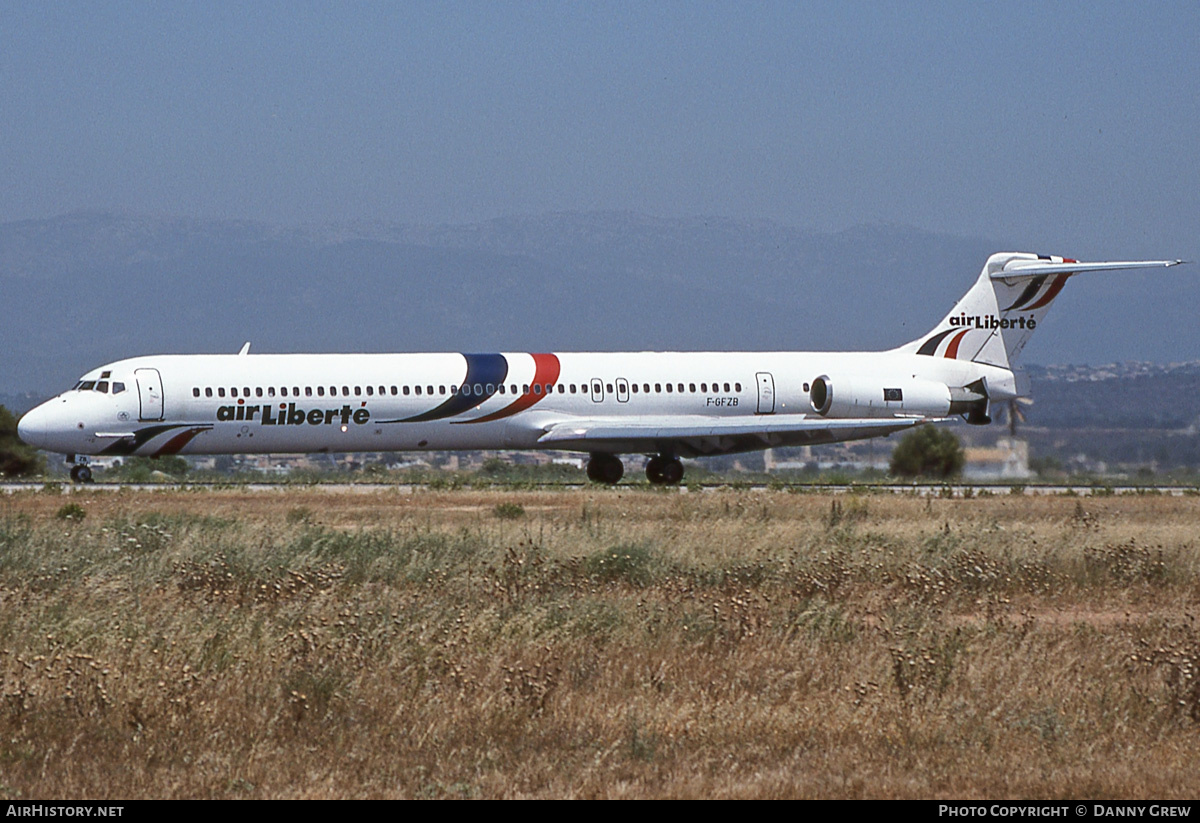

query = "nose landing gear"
[[69, 463, 94, 484], [645, 455, 684, 485]]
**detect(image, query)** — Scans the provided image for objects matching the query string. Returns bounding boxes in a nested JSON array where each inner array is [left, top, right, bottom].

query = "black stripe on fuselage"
[[397, 353, 509, 423], [98, 424, 207, 456], [916, 329, 956, 356]]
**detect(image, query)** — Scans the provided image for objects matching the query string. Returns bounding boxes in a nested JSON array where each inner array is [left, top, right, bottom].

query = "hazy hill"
[[3, 212, 1194, 454], [3, 211, 998, 393]]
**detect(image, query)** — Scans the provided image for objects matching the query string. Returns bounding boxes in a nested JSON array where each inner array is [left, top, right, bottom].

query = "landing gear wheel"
[[70, 465, 93, 484], [660, 457, 684, 485], [646, 455, 684, 485], [645, 456, 665, 484], [586, 454, 624, 484]]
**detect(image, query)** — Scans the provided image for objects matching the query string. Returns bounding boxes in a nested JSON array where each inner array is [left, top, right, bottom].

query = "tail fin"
[[898, 253, 1182, 370]]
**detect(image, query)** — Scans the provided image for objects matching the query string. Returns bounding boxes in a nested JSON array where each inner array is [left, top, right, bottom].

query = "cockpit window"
[[96, 381, 109, 393], [112, 382, 125, 394], [80, 381, 96, 391]]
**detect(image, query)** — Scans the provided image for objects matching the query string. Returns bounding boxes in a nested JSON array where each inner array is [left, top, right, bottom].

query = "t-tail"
[[896, 252, 1183, 423], [900, 252, 1182, 370]]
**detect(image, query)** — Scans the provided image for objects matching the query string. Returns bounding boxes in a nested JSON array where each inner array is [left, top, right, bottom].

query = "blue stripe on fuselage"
[[400, 353, 509, 422]]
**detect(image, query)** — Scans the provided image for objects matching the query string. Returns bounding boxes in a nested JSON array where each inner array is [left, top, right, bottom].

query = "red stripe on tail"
[[944, 329, 970, 359]]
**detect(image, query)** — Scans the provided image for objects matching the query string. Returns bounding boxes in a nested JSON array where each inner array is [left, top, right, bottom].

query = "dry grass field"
[[0, 485, 1198, 798]]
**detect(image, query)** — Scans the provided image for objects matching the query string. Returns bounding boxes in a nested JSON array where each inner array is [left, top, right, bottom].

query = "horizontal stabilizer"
[[990, 258, 1182, 281]]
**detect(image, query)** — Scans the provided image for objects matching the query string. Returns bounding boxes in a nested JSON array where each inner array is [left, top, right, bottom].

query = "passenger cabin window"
[[193, 388, 200, 398], [305, 387, 312, 397], [218, 388, 226, 398], [205, 388, 213, 398]]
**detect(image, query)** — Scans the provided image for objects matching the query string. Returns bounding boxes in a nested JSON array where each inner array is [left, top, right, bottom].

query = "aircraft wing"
[[536, 414, 928, 458]]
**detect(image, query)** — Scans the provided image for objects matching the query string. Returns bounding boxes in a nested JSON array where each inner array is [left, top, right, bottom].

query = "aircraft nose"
[[17, 404, 55, 450]]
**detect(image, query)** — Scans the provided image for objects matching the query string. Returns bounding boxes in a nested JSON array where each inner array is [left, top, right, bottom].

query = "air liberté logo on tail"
[[918, 315, 1037, 358], [918, 270, 1073, 359], [949, 314, 1037, 330]]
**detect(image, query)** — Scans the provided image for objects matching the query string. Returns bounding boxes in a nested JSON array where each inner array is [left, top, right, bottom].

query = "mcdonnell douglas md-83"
[[18, 252, 1184, 484]]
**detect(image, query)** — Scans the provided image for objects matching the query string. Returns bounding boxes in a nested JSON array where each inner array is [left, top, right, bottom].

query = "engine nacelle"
[[809, 374, 954, 418]]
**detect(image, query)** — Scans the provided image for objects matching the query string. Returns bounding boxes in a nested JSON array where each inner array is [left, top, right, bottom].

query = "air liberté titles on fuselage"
[[219, 401, 371, 427]]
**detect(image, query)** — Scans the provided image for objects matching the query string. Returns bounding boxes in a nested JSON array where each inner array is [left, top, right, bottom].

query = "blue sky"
[[2, 1, 1197, 260]]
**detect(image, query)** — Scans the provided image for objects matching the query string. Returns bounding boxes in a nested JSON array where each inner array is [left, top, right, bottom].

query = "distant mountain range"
[[6, 210, 1194, 399], [3, 211, 1198, 469]]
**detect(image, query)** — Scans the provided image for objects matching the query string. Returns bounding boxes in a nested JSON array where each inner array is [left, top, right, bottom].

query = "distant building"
[[963, 437, 1031, 480]]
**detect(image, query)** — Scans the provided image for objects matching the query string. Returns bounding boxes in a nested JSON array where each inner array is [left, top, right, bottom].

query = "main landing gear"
[[586, 453, 685, 485], [586, 453, 625, 485], [645, 455, 684, 485]]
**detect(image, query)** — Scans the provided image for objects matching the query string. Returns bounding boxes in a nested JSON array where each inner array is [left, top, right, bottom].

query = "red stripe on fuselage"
[[465, 353, 561, 423], [944, 329, 970, 359], [154, 427, 207, 456]]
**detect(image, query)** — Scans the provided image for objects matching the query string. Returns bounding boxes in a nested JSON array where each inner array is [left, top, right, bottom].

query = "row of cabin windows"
[[191, 381, 744, 400]]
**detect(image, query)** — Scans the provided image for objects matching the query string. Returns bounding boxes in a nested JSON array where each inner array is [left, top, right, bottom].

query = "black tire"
[[70, 465, 93, 484], [659, 457, 684, 485], [645, 456, 666, 484], [586, 454, 624, 484]]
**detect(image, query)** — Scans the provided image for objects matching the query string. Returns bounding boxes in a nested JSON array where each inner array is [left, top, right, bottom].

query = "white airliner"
[[18, 252, 1183, 484]]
